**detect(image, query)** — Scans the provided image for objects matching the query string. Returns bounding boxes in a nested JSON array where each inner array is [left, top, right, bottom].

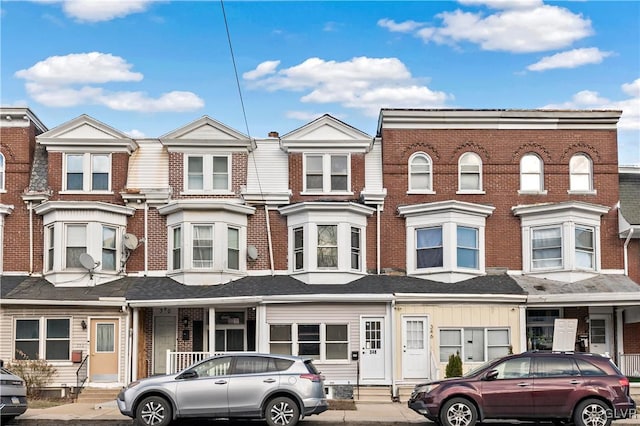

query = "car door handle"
[[570, 380, 580, 385], [214, 380, 227, 385], [263, 378, 276, 383], [517, 382, 530, 387]]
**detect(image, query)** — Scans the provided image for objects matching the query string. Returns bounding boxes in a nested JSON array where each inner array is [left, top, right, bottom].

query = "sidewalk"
[[13, 399, 640, 425]]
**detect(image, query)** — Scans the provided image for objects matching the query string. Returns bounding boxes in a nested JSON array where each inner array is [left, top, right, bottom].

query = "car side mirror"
[[484, 369, 499, 381], [177, 370, 198, 380]]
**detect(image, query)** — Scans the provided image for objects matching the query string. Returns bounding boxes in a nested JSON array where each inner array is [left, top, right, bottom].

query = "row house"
[[1, 107, 639, 400]]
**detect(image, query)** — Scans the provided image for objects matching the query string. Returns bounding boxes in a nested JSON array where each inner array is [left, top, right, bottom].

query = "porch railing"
[[75, 354, 89, 400], [620, 354, 640, 377], [166, 351, 214, 374]]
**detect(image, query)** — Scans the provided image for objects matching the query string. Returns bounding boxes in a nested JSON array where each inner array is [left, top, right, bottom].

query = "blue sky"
[[2, 0, 639, 164]]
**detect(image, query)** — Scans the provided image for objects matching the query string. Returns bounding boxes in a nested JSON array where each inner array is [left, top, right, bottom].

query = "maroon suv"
[[408, 351, 635, 426]]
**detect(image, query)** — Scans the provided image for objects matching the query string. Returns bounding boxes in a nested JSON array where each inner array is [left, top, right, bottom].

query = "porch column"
[[616, 307, 625, 360], [256, 305, 267, 352], [132, 308, 139, 381], [519, 305, 527, 353], [208, 307, 216, 353]]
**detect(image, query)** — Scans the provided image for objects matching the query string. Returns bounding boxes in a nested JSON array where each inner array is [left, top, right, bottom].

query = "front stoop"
[[353, 386, 393, 403], [75, 387, 121, 404]]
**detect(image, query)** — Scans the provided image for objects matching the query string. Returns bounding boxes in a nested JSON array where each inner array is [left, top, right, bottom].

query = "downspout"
[[124, 305, 131, 385], [265, 206, 274, 275], [131, 307, 139, 381], [376, 205, 381, 274], [144, 201, 149, 275], [390, 299, 396, 399], [28, 201, 33, 274], [623, 228, 633, 276]]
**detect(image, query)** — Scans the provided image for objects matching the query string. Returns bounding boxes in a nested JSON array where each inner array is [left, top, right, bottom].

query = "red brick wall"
[[169, 152, 247, 198], [378, 128, 622, 271], [624, 322, 640, 354], [1, 125, 38, 273]]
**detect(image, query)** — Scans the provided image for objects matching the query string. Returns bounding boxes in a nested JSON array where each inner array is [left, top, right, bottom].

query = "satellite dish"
[[247, 245, 258, 260], [79, 253, 98, 270], [123, 233, 139, 250]]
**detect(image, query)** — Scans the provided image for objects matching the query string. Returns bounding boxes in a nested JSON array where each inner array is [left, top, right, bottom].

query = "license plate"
[[11, 397, 20, 404]]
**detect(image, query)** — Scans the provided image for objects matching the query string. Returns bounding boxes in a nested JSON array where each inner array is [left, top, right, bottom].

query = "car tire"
[[573, 399, 611, 426], [135, 395, 172, 426], [440, 397, 478, 426], [264, 396, 300, 426]]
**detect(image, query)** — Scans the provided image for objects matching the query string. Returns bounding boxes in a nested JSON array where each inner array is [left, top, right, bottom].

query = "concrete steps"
[[353, 386, 393, 403], [76, 387, 120, 404]]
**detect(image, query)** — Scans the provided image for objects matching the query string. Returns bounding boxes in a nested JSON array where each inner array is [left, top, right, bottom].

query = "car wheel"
[[135, 395, 172, 426], [264, 396, 300, 426], [440, 397, 478, 426], [573, 399, 611, 426]]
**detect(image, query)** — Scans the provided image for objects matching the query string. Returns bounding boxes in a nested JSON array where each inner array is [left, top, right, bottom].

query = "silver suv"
[[117, 352, 328, 426]]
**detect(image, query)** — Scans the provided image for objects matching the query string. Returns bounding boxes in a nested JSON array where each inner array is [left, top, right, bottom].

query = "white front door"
[[360, 317, 385, 380], [589, 314, 613, 356], [154, 316, 176, 375], [402, 316, 429, 379]]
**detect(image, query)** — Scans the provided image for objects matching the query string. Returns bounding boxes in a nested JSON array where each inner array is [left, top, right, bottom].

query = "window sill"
[[456, 190, 485, 195], [180, 190, 234, 195], [518, 190, 548, 195], [300, 191, 354, 196], [567, 190, 597, 195], [59, 190, 114, 195], [407, 190, 436, 195]]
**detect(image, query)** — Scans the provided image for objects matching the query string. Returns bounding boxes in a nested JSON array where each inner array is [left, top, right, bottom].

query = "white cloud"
[[542, 78, 640, 130], [377, 18, 425, 33], [15, 52, 204, 112], [126, 129, 146, 138], [244, 57, 452, 117], [414, 3, 592, 53], [32, 0, 156, 22], [15, 52, 143, 85], [285, 111, 326, 121], [242, 60, 280, 80], [527, 48, 612, 71]]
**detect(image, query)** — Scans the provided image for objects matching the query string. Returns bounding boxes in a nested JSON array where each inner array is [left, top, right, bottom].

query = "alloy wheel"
[[446, 401, 474, 426]]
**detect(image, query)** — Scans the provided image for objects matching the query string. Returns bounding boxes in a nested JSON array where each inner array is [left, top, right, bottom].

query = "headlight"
[[414, 383, 439, 394]]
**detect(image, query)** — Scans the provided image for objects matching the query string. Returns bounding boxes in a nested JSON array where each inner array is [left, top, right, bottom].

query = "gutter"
[[623, 228, 633, 276], [394, 293, 527, 303]]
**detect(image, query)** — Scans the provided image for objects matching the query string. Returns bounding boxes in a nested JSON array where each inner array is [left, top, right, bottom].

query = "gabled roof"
[[160, 116, 254, 151], [280, 114, 373, 153], [37, 114, 137, 153]]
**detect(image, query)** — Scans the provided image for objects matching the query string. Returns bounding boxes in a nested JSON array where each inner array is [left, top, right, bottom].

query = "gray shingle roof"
[[620, 172, 640, 225]]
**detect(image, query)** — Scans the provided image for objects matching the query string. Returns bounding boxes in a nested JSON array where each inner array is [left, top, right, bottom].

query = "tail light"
[[619, 377, 629, 388], [300, 373, 323, 382]]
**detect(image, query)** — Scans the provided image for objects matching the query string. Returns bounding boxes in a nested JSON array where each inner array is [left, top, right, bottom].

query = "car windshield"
[[462, 359, 498, 378]]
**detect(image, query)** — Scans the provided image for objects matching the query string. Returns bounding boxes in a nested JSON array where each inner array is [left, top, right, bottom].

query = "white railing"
[[620, 354, 640, 377], [166, 351, 214, 374]]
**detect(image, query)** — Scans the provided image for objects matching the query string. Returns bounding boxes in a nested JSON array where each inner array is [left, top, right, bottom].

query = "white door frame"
[[401, 315, 430, 380]]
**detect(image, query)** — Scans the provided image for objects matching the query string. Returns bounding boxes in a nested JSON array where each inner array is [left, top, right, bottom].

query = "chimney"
[[268, 131, 279, 138]]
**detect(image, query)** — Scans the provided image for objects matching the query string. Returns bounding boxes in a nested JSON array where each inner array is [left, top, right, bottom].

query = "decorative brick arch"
[[450, 142, 489, 162], [511, 142, 552, 163], [560, 142, 601, 162], [401, 142, 440, 161], [0, 144, 17, 162]]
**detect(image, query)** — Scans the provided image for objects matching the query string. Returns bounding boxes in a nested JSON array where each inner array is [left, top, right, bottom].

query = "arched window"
[[458, 152, 482, 191], [520, 153, 543, 192], [0, 153, 5, 191], [569, 153, 593, 191], [409, 152, 432, 192]]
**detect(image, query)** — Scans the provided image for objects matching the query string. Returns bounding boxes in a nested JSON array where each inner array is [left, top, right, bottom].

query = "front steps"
[[76, 387, 121, 404], [353, 386, 393, 403]]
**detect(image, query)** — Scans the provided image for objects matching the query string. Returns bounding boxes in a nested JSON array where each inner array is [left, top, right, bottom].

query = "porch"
[[620, 353, 640, 378]]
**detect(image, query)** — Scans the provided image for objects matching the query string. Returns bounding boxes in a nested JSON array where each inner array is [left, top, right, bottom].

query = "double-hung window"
[[457, 226, 478, 269], [575, 226, 594, 269], [192, 225, 213, 268], [172, 226, 182, 270], [102, 226, 117, 271], [569, 153, 593, 192], [520, 154, 544, 192], [298, 324, 321, 358], [351, 227, 361, 270], [228, 227, 239, 270], [458, 152, 482, 192], [46, 226, 55, 271], [417, 227, 443, 269], [304, 154, 349, 193], [0, 153, 5, 191], [186, 155, 231, 192], [531, 226, 562, 269], [269, 323, 348, 361], [293, 227, 304, 271], [66, 224, 87, 269], [409, 152, 433, 192], [317, 225, 338, 268], [64, 153, 110, 191]]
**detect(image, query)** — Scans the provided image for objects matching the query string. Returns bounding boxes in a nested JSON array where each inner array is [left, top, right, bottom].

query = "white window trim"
[[61, 153, 113, 194], [191, 223, 214, 269], [182, 154, 233, 194], [513, 202, 606, 277], [14, 317, 72, 364], [518, 153, 547, 195], [457, 152, 485, 194], [407, 152, 435, 194], [302, 153, 353, 195], [568, 153, 595, 194], [170, 225, 182, 271], [399, 201, 494, 282], [0, 152, 5, 193], [269, 322, 350, 364], [439, 327, 511, 364]]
